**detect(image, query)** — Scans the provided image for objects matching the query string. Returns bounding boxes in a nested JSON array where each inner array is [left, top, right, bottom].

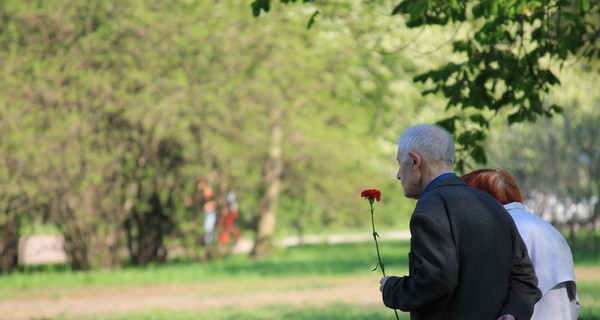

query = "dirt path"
[[7, 232, 599, 320], [5, 231, 410, 320], [0, 275, 384, 320], [2, 267, 599, 320]]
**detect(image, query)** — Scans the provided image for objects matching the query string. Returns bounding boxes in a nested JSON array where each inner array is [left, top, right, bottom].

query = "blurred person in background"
[[219, 192, 240, 245], [463, 168, 579, 320], [198, 181, 218, 245]]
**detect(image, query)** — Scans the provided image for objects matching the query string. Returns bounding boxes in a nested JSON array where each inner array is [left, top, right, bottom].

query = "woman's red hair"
[[461, 168, 523, 204]]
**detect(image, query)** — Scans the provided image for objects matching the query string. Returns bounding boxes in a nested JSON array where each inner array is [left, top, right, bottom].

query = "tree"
[[1, 0, 445, 268], [184, 3, 380, 257], [0, 0, 190, 269], [485, 64, 600, 239], [251, 0, 600, 171]]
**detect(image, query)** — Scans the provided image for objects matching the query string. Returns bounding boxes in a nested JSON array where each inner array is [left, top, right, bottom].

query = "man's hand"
[[380, 276, 391, 292], [496, 315, 516, 320]]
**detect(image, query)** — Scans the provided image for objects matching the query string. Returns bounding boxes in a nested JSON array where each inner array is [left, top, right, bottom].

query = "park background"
[[0, 0, 599, 319]]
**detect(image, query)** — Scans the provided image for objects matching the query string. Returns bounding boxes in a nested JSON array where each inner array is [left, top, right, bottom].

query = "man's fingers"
[[379, 276, 390, 292]]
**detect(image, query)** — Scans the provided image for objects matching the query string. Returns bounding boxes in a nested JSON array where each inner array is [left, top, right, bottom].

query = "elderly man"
[[379, 124, 541, 320]]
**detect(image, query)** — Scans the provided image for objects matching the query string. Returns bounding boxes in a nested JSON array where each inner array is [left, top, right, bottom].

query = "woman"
[[462, 168, 579, 320]]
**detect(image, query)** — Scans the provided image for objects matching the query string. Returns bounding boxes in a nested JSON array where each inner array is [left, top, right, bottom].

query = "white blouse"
[[504, 202, 579, 320]]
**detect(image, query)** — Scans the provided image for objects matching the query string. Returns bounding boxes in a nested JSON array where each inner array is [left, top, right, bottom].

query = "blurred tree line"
[[0, 0, 440, 272], [0, 0, 598, 273]]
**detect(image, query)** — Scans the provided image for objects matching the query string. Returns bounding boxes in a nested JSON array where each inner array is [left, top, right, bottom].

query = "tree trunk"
[[124, 192, 172, 265], [0, 209, 19, 274], [54, 196, 92, 271], [251, 109, 283, 258], [63, 230, 91, 271]]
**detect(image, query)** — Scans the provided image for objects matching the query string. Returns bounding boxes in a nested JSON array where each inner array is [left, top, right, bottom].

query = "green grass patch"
[[74, 278, 600, 320], [568, 231, 600, 266], [20, 223, 62, 236], [579, 281, 600, 320], [1, 239, 599, 319], [86, 305, 409, 320], [0, 240, 410, 290]]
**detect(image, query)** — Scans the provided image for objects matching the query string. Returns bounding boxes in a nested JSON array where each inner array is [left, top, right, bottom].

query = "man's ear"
[[408, 151, 421, 169]]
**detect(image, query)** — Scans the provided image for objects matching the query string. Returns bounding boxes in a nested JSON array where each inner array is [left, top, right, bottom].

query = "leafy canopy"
[[251, 0, 600, 172]]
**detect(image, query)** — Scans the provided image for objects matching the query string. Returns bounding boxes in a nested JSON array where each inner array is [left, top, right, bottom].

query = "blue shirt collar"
[[419, 172, 457, 199]]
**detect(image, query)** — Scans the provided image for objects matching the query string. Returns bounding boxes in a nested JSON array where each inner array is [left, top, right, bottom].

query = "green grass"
[[83, 305, 409, 320], [568, 231, 600, 266], [91, 279, 600, 320], [579, 281, 600, 320], [1, 239, 598, 320], [0, 240, 410, 290]]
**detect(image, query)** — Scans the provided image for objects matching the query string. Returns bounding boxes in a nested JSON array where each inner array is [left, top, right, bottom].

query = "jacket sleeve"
[[499, 220, 542, 319], [382, 212, 458, 311]]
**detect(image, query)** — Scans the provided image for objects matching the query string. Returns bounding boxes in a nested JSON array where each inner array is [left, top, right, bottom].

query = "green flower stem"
[[370, 200, 386, 276], [369, 199, 400, 320]]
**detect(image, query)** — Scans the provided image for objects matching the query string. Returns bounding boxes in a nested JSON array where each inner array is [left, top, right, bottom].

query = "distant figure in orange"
[[462, 168, 579, 320]]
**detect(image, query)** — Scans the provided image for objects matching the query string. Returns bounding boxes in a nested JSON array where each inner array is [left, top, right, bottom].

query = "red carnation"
[[361, 189, 381, 202], [361, 187, 397, 319]]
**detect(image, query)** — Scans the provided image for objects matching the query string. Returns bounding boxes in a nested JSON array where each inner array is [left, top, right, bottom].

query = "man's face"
[[396, 147, 421, 199]]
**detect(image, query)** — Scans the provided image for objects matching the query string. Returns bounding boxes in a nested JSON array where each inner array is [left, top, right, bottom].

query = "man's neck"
[[420, 165, 452, 191]]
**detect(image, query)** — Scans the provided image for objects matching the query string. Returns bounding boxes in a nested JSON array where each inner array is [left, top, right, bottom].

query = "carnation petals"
[[360, 189, 381, 202]]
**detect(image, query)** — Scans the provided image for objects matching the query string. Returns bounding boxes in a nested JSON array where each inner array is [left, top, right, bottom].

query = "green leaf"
[[454, 159, 465, 174], [471, 2, 484, 18], [408, 0, 429, 19], [580, 0, 590, 12], [393, 0, 429, 23], [488, 0, 499, 17], [436, 116, 459, 133], [251, 0, 271, 17], [538, 69, 560, 86], [414, 72, 431, 83], [469, 114, 489, 128], [550, 104, 564, 114], [306, 10, 320, 29], [470, 144, 487, 164], [452, 40, 470, 53], [391, 2, 407, 16], [508, 109, 525, 124]]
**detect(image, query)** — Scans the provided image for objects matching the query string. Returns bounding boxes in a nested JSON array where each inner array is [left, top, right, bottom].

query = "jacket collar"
[[419, 173, 460, 199]]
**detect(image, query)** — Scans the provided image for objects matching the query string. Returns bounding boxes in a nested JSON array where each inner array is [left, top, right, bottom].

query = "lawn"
[[0, 240, 598, 320]]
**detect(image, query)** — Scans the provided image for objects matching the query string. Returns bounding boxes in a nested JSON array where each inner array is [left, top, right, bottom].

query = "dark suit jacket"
[[382, 175, 541, 320]]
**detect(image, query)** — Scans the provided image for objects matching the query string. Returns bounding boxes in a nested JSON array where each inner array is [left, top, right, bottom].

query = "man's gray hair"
[[397, 124, 455, 165]]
